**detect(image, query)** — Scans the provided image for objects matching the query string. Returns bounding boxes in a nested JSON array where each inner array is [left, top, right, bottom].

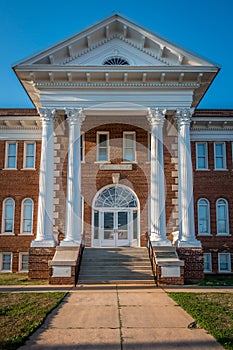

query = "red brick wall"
[[192, 140, 233, 273], [0, 140, 41, 272]]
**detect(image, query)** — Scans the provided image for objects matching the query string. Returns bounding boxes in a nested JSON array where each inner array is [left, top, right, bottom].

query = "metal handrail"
[[145, 232, 157, 284]]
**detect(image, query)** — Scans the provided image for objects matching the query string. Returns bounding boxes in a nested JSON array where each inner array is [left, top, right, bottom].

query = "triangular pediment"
[[15, 14, 216, 68]]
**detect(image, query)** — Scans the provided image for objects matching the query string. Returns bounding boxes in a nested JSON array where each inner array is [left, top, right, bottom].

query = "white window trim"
[[18, 252, 29, 272], [123, 131, 136, 163], [197, 198, 211, 235], [0, 252, 13, 272], [4, 141, 18, 169], [196, 142, 208, 170], [218, 253, 231, 273], [23, 141, 36, 169], [96, 131, 110, 163], [20, 198, 34, 235], [214, 142, 227, 170], [1, 198, 15, 234], [216, 198, 230, 235], [203, 253, 212, 273]]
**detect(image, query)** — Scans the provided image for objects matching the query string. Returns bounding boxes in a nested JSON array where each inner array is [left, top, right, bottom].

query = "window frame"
[[123, 131, 136, 163], [0, 252, 13, 272], [18, 252, 29, 272], [203, 253, 212, 273], [96, 132, 109, 163], [218, 253, 231, 273], [20, 198, 34, 234], [23, 141, 36, 169], [196, 142, 208, 170], [80, 133, 85, 163], [197, 198, 211, 235], [216, 198, 229, 235], [1, 198, 15, 234], [5, 141, 17, 169], [214, 142, 227, 170]]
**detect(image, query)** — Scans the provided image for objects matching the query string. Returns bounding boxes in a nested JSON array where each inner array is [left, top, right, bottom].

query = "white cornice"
[[0, 128, 41, 140], [35, 81, 200, 88]]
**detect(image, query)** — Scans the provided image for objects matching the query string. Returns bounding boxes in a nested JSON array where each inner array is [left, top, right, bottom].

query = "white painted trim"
[[23, 141, 36, 169], [0, 252, 13, 272], [191, 130, 233, 141], [20, 198, 34, 234], [1, 198, 15, 234], [216, 198, 229, 235], [18, 252, 29, 272], [0, 129, 41, 140], [197, 198, 211, 235], [195, 142, 208, 170], [214, 142, 227, 170], [218, 253, 231, 273], [96, 131, 109, 162], [123, 131, 136, 162], [203, 253, 212, 273], [4, 141, 17, 169]]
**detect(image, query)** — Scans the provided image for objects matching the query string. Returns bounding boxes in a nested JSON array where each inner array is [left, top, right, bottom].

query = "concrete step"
[[78, 247, 155, 284]]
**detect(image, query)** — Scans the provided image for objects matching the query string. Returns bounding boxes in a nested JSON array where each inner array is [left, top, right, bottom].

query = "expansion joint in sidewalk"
[[116, 285, 123, 350]]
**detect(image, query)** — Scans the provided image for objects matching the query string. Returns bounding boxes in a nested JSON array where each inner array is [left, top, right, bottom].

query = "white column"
[[31, 108, 56, 247], [61, 108, 85, 246], [175, 108, 201, 247], [147, 108, 171, 246]]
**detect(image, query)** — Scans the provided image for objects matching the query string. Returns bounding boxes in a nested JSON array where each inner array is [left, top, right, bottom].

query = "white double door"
[[102, 210, 130, 246]]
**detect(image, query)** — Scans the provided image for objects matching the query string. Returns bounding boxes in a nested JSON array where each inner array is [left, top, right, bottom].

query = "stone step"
[[78, 247, 154, 284]]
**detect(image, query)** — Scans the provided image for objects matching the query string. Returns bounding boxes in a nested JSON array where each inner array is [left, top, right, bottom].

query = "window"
[[2, 198, 15, 233], [5, 142, 17, 169], [19, 253, 29, 272], [218, 253, 231, 273], [103, 57, 129, 65], [24, 142, 35, 168], [214, 142, 226, 169], [197, 199, 210, 235], [203, 253, 212, 273], [80, 134, 84, 162], [97, 132, 109, 162], [21, 199, 34, 234], [196, 142, 208, 169], [216, 198, 229, 235], [0, 253, 12, 272], [123, 132, 136, 162]]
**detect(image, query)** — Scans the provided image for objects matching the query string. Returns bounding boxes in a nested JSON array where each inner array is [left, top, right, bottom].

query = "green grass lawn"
[[197, 275, 233, 286], [0, 273, 48, 285], [0, 292, 66, 350], [168, 292, 233, 350]]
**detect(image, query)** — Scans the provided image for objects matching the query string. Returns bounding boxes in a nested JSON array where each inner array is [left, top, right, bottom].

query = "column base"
[[177, 238, 202, 248], [60, 239, 80, 247], [151, 240, 171, 247], [31, 239, 56, 248]]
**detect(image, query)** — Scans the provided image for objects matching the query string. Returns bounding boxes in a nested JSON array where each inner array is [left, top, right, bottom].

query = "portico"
[[13, 14, 219, 283]]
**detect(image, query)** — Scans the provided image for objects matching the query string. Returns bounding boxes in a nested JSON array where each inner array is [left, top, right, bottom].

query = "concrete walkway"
[[15, 284, 226, 350]]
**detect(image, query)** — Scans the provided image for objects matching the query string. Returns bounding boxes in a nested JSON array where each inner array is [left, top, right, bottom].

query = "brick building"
[[0, 15, 232, 284]]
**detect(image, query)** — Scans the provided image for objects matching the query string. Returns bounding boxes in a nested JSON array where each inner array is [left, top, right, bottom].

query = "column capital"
[[147, 107, 166, 127], [38, 108, 57, 123], [175, 108, 195, 126], [65, 108, 85, 126]]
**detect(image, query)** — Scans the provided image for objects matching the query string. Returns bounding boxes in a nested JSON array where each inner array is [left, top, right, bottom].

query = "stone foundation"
[[177, 247, 204, 283], [156, 265, 184, 286], [28, 247, 56, 280]]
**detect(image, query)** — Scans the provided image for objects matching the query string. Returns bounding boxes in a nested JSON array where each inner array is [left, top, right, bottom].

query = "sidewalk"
[[15, 283, 225, 350]]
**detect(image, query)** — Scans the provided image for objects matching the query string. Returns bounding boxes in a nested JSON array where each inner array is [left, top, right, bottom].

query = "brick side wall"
[[192, 141, 233, 273], [0, 140, 41, 272]]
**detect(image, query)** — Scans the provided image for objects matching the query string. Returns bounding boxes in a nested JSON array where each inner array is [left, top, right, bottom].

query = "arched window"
[[197, 198, 210, 235], [103, 57, 129, 66], [21, 199, 34, 234], [2, 198, 15, 233], [94, 186, 138, 208], [216, 198, 229, 235]]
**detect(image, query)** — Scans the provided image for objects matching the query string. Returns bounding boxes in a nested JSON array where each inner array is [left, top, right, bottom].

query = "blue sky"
[[0, 0, 232, 109]]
